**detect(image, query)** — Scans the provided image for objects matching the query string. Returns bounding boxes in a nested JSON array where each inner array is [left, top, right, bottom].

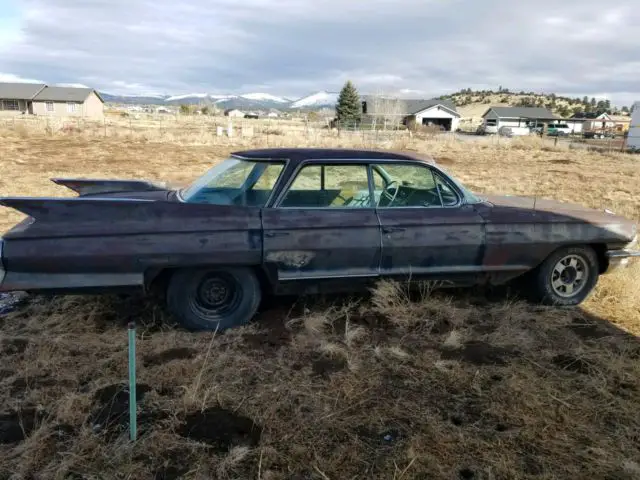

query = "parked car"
[[1, 148, 638, 331], [583, 130, 616, 139], [498, 126, 532, 137], [546, 123, 572, 136]]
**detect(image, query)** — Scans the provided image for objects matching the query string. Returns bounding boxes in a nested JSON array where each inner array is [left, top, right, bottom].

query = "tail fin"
[[51, 178, 166, 196]]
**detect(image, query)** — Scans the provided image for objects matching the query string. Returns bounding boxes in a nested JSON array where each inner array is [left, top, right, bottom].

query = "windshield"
[[180, 158, 285, 206]]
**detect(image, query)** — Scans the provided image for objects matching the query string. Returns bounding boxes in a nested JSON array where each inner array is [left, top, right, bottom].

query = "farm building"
[[224, 109, 245, 117], [481, 107, 560, 133], [0, 83, 104, 118], [570, 112, 615, 132], [361, 97, 461, 131]]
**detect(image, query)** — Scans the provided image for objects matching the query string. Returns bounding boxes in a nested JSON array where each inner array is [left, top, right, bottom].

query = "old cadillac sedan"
[[0, 148, 638, 331]]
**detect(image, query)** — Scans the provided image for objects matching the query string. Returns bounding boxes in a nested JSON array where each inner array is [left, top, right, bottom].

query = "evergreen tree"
[[590, 97, 597, 107], [622, 106, 630, 114], [336, 81, 362, 125], [582, 96, 589, 105]]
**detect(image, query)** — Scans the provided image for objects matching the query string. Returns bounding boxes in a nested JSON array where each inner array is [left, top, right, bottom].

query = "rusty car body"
[[1, 148, 638, 331]]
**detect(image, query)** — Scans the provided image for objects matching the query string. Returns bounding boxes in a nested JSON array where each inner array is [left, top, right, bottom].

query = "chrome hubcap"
[[550, 255, 588, 298]]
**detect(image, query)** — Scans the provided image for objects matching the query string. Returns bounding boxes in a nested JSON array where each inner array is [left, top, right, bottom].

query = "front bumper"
[[605, 249, 640, 271], [0, 239, 5, 288]]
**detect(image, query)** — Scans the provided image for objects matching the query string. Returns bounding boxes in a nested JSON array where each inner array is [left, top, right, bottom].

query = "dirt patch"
[[88, 383, 157, 440], [243, 309, 291, 351], [143, 347, 197, 367], [440, 341, 519, 366], [311, 356, 347, 378], [10, 375, 74, 396], [548, 159, 577, 165], [567, 318, 611, 340], [0, 408, 46, 444], [1, 337, 29, 355], [552, 354, 593, 374], [435, 156, 456, 166], [177, 407, 262, 452]]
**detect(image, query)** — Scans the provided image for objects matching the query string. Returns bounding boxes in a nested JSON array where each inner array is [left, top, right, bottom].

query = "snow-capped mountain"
[[100, 90, 338, 110], [290, 91, 339, 109], [240, 93, 289, 103]]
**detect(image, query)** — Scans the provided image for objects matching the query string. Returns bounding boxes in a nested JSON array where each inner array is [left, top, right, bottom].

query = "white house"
[[361, 97, 461, 131], [570, 112, 615, 132], [224, 109, 245, 118], [481, 107, 560, 133]]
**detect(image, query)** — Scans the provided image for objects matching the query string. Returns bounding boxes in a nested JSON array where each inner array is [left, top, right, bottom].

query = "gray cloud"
[[1, 0, 638, 105]]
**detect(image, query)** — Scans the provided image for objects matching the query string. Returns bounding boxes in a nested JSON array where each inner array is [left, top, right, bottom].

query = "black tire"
[[528, 246, 599, 306], [166, 267, 261, 331]]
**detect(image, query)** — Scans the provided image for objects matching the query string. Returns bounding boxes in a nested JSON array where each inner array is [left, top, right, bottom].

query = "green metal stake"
[[128, 321, 137, 442]]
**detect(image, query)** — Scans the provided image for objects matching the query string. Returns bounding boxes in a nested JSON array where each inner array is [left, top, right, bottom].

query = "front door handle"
[[265, 231, 290, 238], [382, 226, 405, 234]]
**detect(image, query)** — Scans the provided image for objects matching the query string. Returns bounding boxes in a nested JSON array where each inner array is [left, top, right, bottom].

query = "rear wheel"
[[167, 267, 261, 331], [528, 246, 599, 306]]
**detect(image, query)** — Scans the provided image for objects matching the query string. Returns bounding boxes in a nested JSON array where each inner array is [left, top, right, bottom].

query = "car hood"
[[482, 193, 636, 229]]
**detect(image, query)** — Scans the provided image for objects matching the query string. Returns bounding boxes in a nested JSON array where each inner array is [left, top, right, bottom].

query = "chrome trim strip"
[[606, 250, 640, 258]]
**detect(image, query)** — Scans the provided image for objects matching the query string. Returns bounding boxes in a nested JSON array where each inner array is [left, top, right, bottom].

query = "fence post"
[[103, 118, 107, 137], [128, 322, 137, 442], [554, 135, 558, 147]]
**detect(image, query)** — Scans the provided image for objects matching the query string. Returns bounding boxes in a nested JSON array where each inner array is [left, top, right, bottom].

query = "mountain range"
[[100, 91, 340, 110]]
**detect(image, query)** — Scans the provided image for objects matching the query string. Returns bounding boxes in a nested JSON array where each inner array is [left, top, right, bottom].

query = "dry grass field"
[[1, 124, 640, 479]]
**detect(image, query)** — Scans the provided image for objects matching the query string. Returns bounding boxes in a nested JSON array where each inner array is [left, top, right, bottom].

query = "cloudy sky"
[[0, 0, 638, 105]]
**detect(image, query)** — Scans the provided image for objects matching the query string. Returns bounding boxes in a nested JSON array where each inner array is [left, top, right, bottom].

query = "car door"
[[262, 162, 382, 281], [372, 162, 485, 277]]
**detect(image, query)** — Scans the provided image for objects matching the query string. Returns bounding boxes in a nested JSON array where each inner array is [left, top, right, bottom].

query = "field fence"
[[1, 114, 638, 155]]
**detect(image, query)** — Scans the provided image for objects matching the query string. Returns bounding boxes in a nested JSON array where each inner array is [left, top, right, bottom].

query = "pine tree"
[[582, 96, 589, 105], [590, 97, 597, 107], [336, 81, 362, 125]]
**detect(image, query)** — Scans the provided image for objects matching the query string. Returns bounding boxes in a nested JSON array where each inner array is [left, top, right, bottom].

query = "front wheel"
[[167, 267, 261, 331], [528, 246, 599, 306]]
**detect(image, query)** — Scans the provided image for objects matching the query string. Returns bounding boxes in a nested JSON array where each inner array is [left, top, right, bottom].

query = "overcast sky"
[[0, 0, 638, 106]]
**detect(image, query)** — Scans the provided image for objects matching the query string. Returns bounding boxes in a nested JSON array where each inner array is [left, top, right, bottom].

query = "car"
[[1, 148, 639, 331], [498, 126, 532, 138], [547, 123, 572, 136]]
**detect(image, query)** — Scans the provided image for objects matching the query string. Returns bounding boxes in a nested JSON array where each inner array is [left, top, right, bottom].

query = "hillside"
[[442, 89, 631, 121]]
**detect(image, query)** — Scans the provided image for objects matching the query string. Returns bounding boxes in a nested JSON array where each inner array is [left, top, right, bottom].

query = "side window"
[[253, 164, 284, 190], [373, 164, 442, 207], [434, 173, 459, 206], [373, 164, 458, 208], [280, 164, 371, 208]]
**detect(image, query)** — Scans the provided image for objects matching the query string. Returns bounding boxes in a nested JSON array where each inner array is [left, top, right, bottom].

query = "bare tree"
[[366, 89, 405, 130]]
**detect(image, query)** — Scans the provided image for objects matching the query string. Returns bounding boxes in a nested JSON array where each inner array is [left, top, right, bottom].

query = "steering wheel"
[[378, 181, 400, 207]]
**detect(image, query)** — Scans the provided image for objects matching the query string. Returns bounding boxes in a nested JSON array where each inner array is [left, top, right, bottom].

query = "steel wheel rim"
[[188, 272, 242, 321], [550, 254, 589, 298]]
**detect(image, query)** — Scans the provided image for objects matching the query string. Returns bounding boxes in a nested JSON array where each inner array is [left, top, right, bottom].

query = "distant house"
[[0, 83, 46, 115], [481, 107, 560, 132], [267, 109, 281, 118], [361, 97, 461, 131], [32, 87, 104, 118], [224, 109, 245, 118], [570, 112, 616, 132], [0, 82, 104, 118]]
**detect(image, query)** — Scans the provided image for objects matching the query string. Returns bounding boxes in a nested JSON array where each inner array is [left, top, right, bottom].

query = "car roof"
[[230, 148, 435, 165]]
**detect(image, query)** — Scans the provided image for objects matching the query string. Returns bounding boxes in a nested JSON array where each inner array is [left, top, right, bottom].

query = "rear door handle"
[[265, 231, 290, 238], [382, 226, 405, 234]]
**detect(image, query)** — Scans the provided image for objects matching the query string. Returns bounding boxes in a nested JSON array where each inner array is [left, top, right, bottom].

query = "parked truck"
[[628, 103, 640, 152]]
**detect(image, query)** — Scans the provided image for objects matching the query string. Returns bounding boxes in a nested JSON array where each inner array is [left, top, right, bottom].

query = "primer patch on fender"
[[266, 251, 315, 268]]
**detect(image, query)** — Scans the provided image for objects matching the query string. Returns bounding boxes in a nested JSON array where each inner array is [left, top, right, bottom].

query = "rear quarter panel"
[[2, 200, 262, 275]]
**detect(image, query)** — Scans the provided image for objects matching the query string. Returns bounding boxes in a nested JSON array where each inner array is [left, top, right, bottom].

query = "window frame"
[[272, 159, 466, 210], [66, 102, 79, 113], [275, 161, 375, 209], [2, 100, 19, 111], [45, 101, 54, 112], [369, 162, 462, 209]]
